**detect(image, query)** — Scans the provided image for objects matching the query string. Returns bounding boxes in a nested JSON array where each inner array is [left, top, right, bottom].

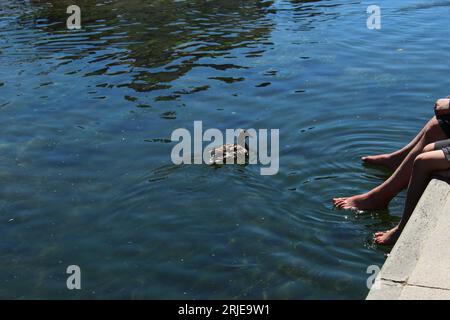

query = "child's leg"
[[362, 117, 431, 170], [375, 150, 450, 245], [333, 120, 448, 210]]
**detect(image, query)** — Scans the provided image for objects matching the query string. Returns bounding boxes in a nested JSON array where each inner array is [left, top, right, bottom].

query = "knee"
[[413, 153, 428, 168], [424, 117, 442, 143], [426, 116, 439, 131], [422, 143, 435, 153], [413, 152, 444, 176]]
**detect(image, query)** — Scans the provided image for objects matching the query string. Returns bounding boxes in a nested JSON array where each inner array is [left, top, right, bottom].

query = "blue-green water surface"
[[1, 0, 450, 299]]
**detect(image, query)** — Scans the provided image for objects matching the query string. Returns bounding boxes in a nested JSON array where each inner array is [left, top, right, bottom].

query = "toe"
[[337, 201, 347, 208], [333, 199, 346, 207], [340, 202, 354, 209]]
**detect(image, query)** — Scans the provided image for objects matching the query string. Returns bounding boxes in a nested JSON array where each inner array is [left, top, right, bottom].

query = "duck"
[[207, 130, 252, 165]]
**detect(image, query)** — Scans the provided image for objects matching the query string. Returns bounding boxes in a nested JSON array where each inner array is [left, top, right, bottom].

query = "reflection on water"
[[1, 0, 450, 299], [17, 0, 276, 97]]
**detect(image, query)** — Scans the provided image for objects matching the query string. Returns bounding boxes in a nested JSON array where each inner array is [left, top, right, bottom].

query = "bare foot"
[[362, 154, 399, 171], [374, 226, 401, 245], [333, 192, 389, 210]]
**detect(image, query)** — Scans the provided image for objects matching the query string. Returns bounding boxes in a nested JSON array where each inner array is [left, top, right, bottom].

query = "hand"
[[434, 98, 450, 116]]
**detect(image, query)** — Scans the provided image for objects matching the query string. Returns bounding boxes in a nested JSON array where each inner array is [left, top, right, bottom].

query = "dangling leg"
[[375, 150, 450, 244], [362, 116, 436, 170], [333, 117, 448, 210]]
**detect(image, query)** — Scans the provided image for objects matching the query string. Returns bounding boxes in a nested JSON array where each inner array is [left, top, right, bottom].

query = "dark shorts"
[[437, 114, 450, 138], [434, 138, 450, 162]]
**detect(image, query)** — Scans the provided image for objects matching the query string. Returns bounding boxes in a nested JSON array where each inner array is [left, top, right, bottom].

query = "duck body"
[[208, 143, 249, 165]]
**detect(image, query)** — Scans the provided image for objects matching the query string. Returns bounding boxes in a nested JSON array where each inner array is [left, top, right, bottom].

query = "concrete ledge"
[[367, 177, 450, 300]]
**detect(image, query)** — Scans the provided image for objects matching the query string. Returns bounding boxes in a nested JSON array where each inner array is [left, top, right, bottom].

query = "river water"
[[1, 0, 450, 299]]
